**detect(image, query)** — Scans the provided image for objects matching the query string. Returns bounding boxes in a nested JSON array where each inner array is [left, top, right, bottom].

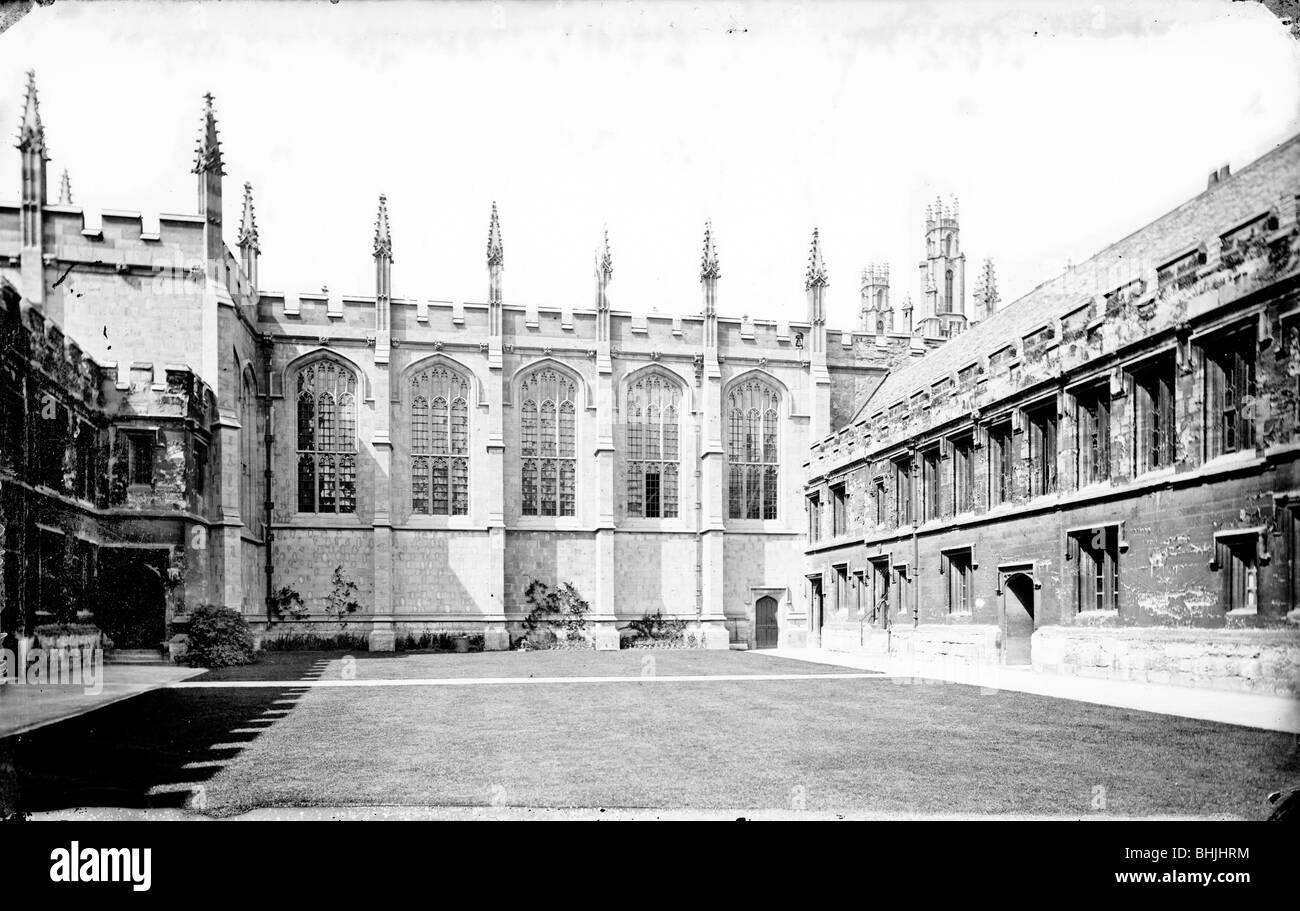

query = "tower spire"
[[192, 92, 224, 177], [57, 168, 72, 206], [373, 193, 393, 261], [486, 200, 503, 267], [238, 181, 259, 252], [238, 182, 260, 291], [805, 227, 828, 290], [599, 227, 613, 280], [701, 219, 720, 281], [16, 70, 46, 156]]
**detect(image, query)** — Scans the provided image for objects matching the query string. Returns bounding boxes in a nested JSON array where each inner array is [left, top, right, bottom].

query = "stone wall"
[[1033, 626, 1300, 696]]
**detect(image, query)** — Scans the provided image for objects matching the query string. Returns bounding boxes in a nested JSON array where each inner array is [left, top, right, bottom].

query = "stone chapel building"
[[0, 75, 953, 653]]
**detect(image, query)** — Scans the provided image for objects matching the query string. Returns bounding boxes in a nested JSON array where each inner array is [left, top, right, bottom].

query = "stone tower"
[[860, 262, 892, 335], [917, 195, 966, 337]]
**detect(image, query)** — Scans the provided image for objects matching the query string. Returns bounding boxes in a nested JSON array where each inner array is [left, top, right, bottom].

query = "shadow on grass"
[[8, 655, 336, 812]]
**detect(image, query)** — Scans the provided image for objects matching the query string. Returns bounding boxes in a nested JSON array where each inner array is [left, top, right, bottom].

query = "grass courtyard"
[[9, 650, 1297, 818]]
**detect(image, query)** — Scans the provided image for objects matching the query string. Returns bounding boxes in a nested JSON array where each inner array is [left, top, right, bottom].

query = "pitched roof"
[[853, 133, 1300, 424]]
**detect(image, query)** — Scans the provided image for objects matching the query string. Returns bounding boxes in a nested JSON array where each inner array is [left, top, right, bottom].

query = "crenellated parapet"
[[1, 288, 103, 408]]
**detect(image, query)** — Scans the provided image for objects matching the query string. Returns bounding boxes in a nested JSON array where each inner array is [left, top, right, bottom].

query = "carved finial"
[[975, 257, 999, 316], [805, 227, 828, 289], [16, 70, 46, 156], [487, 200, 504, 268], [192, 92, 225, 176], [599, 227, 613, 279], [701, 219, 720, 281], [373, 193, 393, 261], [238, 181, 259, 252], [57, 168, 73, 206]]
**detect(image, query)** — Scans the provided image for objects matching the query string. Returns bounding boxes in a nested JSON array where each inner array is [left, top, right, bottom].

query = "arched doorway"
[[755, 596, 779, 649], [97, 549, 168, 650], [1003, 572, 1035, 666]]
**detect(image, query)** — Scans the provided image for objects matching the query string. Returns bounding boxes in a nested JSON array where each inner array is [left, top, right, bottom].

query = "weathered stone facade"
[[804, 136, 1300, 695]]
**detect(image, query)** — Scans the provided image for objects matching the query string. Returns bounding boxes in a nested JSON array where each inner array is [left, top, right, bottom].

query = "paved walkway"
[[27, 805, 1225, 822], [753, 648, 1300, 733], [0, 664, 202, 739]]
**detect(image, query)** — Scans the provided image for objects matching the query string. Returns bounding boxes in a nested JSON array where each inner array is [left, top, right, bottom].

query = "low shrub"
[[626, 611, 686, 645], [396, 632, 485, 652], [184, 606, 256, 667], [261, 631, 371, 652]]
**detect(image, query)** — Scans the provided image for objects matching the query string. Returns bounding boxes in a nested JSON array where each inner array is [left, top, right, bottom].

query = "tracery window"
[[411, 363, 471, 516], [625, 373, 681, 518], [520, 367, 577, 517], [726, 378, 779, 520], [296, 359, 357, 514]]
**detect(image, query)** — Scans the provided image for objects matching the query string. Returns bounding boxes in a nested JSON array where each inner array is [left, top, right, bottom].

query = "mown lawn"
[[11, 651, 1297, 817]]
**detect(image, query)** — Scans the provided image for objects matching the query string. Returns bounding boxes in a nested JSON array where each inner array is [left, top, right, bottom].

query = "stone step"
[[105, 648, 168, 665]]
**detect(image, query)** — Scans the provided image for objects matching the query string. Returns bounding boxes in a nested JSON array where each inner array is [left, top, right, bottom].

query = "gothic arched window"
[[625, 372, 682, 518], [411, 363, 471, 516], [944, 269, 954, 312], [240, 370, 264, 532], [296, 359, 357, 514], [726, 378, 779, 520], [520, 366, 577, 517]]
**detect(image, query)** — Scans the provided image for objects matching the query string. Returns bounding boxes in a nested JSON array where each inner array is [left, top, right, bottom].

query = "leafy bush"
[[261, 631, 371, 652], [626, 611, 686, 644], [522, 580, 592, 646], [184, 606, 256, 667], [325, 567, 361, 628], [269, 585, 307, 623]]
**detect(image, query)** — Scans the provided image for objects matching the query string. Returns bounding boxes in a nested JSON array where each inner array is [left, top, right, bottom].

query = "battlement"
[[98, 361, 215, 425]]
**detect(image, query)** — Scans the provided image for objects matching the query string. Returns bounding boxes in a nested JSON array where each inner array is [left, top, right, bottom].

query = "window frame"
[[410, 362, 472, 518], [624, 371, 683, 520], [726, 378, 781, 521], [294, 358, 359, 515], [519, 365, 579, 518]]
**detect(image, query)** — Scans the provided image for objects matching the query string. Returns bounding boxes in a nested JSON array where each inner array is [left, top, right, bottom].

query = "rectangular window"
[[1025, 401, 1058, 497], [951, 434, 974, 514], [1075, 384, 1110, 486], [873, 478, 886, 526], [989, 421, 1013, 506], [1216, 535, 1259, 614], [946, 550, 972, 614], [1073, 526, 1119, 612], [1132, 354, 1175, 474], [831, 483, 847, 537], [807, 492, 822, 543], [834, 564, 849, 613], [869, 559, 890, 627], [921, 446, 940, 521], [1204, 326, 1256, 457], [893, 457, 912, 526], [127, 431, 155, 486], [192, 440, 208, 497], [1, 387, 23, 473]]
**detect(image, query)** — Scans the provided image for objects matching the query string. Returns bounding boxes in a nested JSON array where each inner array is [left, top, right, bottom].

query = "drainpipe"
[[260, 336, 275, 624], [693, 412, 703, 626]]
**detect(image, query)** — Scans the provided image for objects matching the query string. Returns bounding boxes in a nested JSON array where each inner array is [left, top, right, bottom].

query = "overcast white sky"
[[1, 0, 1298, 325]]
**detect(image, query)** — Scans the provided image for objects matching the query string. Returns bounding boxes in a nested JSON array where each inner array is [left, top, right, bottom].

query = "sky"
[[1, 0, 1298, 327]]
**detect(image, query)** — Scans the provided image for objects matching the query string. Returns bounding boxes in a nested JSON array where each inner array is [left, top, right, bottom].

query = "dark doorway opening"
[[96, 548, 169, 649], [755, 595, 779, 649], [1004, 573, 1035, 666]]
